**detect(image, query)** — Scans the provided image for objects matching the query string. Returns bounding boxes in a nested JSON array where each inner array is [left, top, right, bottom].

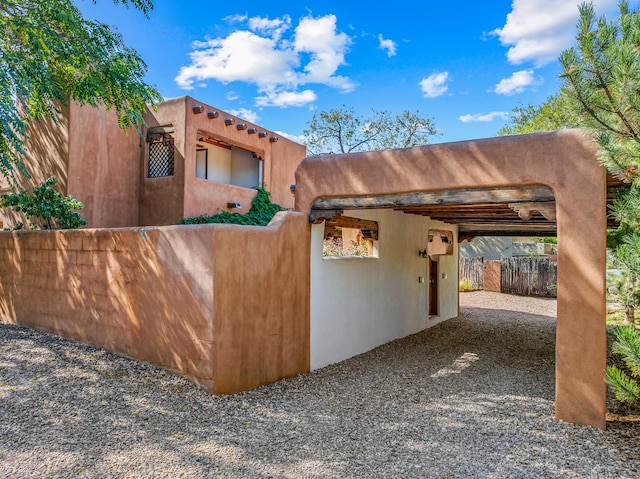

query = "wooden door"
[[429, 258, 438, 316]]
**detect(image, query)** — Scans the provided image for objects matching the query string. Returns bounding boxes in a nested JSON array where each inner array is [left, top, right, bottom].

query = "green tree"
[[1, 176, 87, 229], [559, 0, 640, 324], [303, 106, 438, 155], [0, 0, 162, 184], [606, 325, 640, 407], [559, 0, 640, 183], [498, 88, 580, 136]]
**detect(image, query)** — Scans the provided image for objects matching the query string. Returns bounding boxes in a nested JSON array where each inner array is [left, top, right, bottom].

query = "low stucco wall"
[[310, 209, 458, 370], [0, 212, 310, 393]]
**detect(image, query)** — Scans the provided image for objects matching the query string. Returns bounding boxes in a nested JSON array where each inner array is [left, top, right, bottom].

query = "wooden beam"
[[325, 215, 379, 231], [311, 186, 555, 211]]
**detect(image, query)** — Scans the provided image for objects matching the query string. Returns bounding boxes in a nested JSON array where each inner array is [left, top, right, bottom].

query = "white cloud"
[[226, 91, 239, 101], [378, 34, 397, 57], [274, 130, 307, 144], [175, 14, 354, 106], [228, 108, 260, 123], [491, 0, 618, 66], [248, 15, 291, 41], [174, 30, 297, 89], [459, 111, 509, 123], [255, 89, 318, 107], [419, 72, 449, 98], [494, 69, 541, 95], [294, 15, 354, 92], [223, 13, 248, 24]]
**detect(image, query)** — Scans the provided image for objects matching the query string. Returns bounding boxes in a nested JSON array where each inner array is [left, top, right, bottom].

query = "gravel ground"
[[0, 291, 638, 478]]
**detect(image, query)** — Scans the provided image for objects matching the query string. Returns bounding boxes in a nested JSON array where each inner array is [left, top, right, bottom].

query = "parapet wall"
[[0, 212, 310, 393]]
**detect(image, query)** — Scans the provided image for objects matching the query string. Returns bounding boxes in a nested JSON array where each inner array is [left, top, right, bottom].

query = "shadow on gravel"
[[0, 296, 638, 479]]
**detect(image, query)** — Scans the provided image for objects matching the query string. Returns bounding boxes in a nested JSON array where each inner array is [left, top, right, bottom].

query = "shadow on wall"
[[0, 225, 215, 387], [0, 212, 311, 393]]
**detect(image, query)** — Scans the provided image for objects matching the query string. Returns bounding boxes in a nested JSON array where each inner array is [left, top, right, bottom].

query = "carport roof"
[[297, 130, 625, 241], [305, 173, 625, 241]]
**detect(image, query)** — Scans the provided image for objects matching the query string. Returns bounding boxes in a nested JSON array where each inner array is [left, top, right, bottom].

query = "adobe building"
[[0, 96, 306, 229], [0, 104, 616, 430]]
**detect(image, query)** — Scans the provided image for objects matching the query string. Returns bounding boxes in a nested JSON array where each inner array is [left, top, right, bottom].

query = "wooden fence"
[[501, 256, 557, 297], [460, 257, 484, 290], [460, 256, 558, 297]]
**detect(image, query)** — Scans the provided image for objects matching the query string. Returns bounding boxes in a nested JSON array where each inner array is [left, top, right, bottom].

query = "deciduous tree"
[[303, 106, 438, 155], [498, 89, 580, 136], [0, 0, 162, 184]]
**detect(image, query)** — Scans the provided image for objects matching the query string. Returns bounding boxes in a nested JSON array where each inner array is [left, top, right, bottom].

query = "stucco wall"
[[0, 212, 310, 393], [310, 209, 458, 370], [295, 129, 607, 428], [67, 103, 141, 228]]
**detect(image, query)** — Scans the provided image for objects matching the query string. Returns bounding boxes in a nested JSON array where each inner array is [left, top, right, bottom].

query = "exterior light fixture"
[[258, 132, 268, 138], [236, 123, 247, 130], [224, 118, 235, 126], [207, 111, 219, 119], [418, 249, 428, 258], [192, 105, 205, 114], [227, 202, 241, 209], [269, 136, 279, 142], [247, 128, 257, 134]]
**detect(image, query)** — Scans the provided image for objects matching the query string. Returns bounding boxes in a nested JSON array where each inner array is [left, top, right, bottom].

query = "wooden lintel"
[[309, 209, 342, 224], [325, 215, 378, 231], [311, 186, 555, 210]]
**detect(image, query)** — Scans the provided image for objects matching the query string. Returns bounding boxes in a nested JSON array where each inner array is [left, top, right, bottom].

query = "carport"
[[294, 129, 620, 429]]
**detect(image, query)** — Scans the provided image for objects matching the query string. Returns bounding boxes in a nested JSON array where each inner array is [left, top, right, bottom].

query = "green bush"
[[1, 177, 87, 229], [459, 278, 475, 292], [178, 187, 282, 226], [606, 325, 640, 407]]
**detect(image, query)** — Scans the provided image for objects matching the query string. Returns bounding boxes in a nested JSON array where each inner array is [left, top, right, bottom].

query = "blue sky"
[[75, 0, 626, 144]]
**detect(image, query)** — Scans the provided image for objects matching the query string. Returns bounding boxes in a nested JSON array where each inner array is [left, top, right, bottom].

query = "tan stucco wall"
[[211, 212, 310, 393], [67, 103, 141, 228], [139, 97, 186, 226], [295, 129, 607, 429], [0, 212, 310, 393], [1, 102, 142, 229]]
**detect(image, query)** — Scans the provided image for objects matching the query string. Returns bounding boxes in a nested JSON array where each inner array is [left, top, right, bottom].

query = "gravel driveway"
[[1, 291, 638, 478]]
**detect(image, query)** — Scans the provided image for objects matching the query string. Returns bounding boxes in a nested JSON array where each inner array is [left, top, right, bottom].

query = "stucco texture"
[[0, 212, 310, 394], [295, 129, 607, 428]]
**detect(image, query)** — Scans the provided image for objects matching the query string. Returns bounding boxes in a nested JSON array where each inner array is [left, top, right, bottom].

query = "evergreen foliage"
[[1, 176, 87, 229], [178, 188, 282, 227], [606, 325, 640, 406], [557, 1, 640, 324], [559, 1, 640, 183], [0, 0, 162, 185]]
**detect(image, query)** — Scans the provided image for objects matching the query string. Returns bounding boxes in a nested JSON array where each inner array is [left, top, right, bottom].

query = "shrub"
[[1, 177, 87, 229], [178, 187, 282, 226], [606, 325, 640, 407], [459, 278, 475, 292]]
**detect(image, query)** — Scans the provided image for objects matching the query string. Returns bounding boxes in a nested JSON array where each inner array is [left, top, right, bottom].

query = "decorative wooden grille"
[[148, 139, 174, 178]]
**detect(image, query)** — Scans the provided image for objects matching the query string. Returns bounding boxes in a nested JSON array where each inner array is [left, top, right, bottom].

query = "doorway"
[[429, 258, 438, 316]]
